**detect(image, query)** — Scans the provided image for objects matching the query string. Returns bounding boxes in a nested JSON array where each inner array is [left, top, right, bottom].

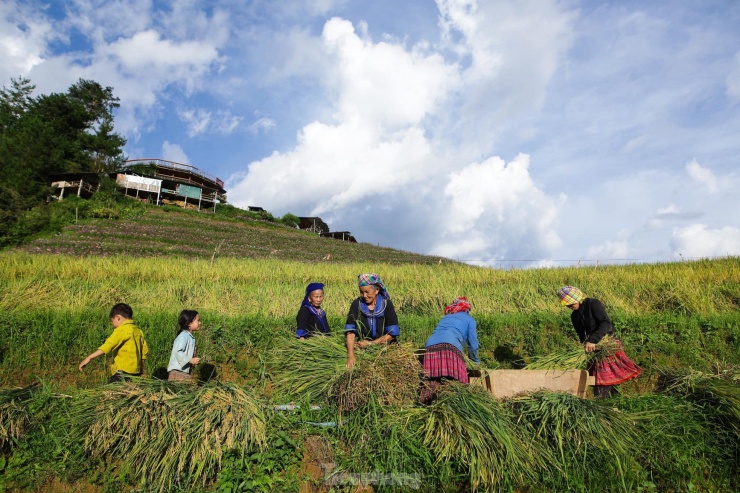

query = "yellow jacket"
[[98, 320, 148, 375]]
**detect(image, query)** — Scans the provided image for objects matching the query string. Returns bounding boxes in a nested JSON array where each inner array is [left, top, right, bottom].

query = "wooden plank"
[[485, 369, 591, 399]]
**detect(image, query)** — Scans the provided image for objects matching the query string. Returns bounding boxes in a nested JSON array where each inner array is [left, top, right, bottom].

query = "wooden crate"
[[470, 369, 595, 399]]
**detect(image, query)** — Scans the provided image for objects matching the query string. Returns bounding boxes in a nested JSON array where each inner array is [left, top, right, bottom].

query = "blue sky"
[[3, 0, 739, 266]]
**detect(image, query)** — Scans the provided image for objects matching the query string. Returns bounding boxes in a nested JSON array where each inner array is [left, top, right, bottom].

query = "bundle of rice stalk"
[[509, 390, 641, 491], [414, 382, 544, 491], [268, 334, 424, 410], [660, 368, 740, 440], [329, 342, 423, 412], [0, 383, 39, 449], [613, 393, 716, 490], [334, 396, 436, 487], [525, 335, 623, 370], [68, 380, 267, 493], [268, 334, 347, 402]]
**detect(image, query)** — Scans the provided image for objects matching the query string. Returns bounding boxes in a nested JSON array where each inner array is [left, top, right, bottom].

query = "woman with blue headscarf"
[[296, 282, 330, 339], [345, 273, 400, 369]]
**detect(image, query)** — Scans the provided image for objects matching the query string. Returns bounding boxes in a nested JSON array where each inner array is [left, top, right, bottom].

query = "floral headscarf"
[[558, 286, 585, 306], [444, 297, 471, 315]]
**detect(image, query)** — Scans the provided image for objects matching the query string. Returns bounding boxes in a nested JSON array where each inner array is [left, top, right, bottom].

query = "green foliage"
[[0, 76, 126, 245], [216, 429, 301, 493], [279, 213, 300, 228]]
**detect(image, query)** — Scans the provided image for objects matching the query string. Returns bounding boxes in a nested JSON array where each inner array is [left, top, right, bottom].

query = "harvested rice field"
[[0, 250, 738, 492]]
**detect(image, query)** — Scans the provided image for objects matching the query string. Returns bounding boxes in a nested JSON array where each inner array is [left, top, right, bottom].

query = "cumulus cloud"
[[227, 4, 573, 263], [430, 154, 562, 262], [686, 159, 719, 193], [670, 224, 740, 259], [161, 141, 190, 164]]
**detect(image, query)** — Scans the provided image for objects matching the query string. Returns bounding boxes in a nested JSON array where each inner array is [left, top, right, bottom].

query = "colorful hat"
[[558, 286, 585, 306], [358, 273, 387, 296]]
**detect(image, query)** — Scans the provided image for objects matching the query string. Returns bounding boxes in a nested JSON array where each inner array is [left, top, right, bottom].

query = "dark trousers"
[[594, 385, 615, 399], [108, 371, 140, 383]]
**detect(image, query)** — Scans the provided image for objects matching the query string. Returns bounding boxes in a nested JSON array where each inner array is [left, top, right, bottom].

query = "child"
[[79, 303, 149, 383], [296, 282, 330, 339], [167, 310, 201, 381]]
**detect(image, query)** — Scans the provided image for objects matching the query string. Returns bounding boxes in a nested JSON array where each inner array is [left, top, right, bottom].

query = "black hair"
[[110, 303, 133, 320], [177, 309, 199, 335]]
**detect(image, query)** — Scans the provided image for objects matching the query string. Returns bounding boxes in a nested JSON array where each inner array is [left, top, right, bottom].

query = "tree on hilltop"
[[0, 77, 127, 245]]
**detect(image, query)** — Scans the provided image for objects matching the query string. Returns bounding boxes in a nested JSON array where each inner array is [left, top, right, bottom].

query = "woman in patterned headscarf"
[[419, 297, 479, 404], [344, 273, 400, 369], [558, 286, 641, 398], [296, 282, 330, 339]]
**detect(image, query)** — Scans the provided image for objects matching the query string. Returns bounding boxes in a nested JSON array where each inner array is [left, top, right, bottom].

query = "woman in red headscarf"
[[420, 297, 479, 403]]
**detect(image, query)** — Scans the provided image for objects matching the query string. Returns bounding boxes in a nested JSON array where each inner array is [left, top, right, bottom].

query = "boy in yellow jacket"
[[79, 303, 149, 383]]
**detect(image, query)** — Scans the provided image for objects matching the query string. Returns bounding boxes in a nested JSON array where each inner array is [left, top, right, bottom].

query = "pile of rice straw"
[[268, 334, 424, 411], [329, 342, 423, 411], [0, 383, 39, 449], [68, 380, 266, 493]]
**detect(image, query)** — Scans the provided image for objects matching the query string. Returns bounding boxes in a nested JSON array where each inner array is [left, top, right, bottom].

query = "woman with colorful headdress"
[[557, 286, 641, 398], [296, 282, 330, 339], [344, 273, 399, 369], [420, 297, 479, 404]]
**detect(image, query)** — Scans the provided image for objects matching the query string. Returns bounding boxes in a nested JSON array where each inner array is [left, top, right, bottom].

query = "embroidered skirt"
[[422, 343, 469, 384], [591, 341, 642, 386], [168, 370, 193, 381]]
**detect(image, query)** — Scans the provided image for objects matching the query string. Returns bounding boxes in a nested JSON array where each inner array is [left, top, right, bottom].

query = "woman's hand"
[[190, 357, 201, 365], [584, 342, 597, 353], [346, 355, 356, 369], [356, 340, 371, 349]]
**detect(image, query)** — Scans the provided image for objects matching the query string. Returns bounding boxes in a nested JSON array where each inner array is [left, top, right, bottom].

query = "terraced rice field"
[[20, 207, 445, 264]]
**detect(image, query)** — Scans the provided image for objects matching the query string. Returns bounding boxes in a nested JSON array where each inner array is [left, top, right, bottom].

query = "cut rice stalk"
[[525, 335, 623, 370]]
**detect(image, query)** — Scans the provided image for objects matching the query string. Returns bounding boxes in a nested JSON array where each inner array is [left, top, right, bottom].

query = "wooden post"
[[77, 180, 83, 197]]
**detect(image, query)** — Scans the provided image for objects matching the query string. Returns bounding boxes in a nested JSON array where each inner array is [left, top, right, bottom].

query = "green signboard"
[[178, 184, 202, 199]]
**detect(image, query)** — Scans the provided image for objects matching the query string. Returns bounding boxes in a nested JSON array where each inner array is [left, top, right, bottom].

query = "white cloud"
[[178, 108, 242, 137], [434, 0, 576, 155], [0, 1, 57, 84], [686, 159, 718, 193], [248, 117, 276, 135], [161, 141, 190, 164], [227, 6, 573, 264], [322, 17, 460, 127], [586, 230, 632, 260], [3, 1, 232, 139], [430, 154, 562, 262], [670, 224, 740, 259]]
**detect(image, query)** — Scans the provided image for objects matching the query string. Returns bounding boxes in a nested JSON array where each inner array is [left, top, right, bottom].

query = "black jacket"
[[295, 305, 329, 338], [570, 298, 614, 344]]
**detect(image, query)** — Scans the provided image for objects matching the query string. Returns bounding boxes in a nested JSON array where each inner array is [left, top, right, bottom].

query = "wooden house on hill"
[[122, 158, 227, 209], [299, 217, 329, 234]]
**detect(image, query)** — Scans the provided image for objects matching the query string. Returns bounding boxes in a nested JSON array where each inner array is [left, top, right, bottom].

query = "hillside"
[[18, 205, 446, 264]]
